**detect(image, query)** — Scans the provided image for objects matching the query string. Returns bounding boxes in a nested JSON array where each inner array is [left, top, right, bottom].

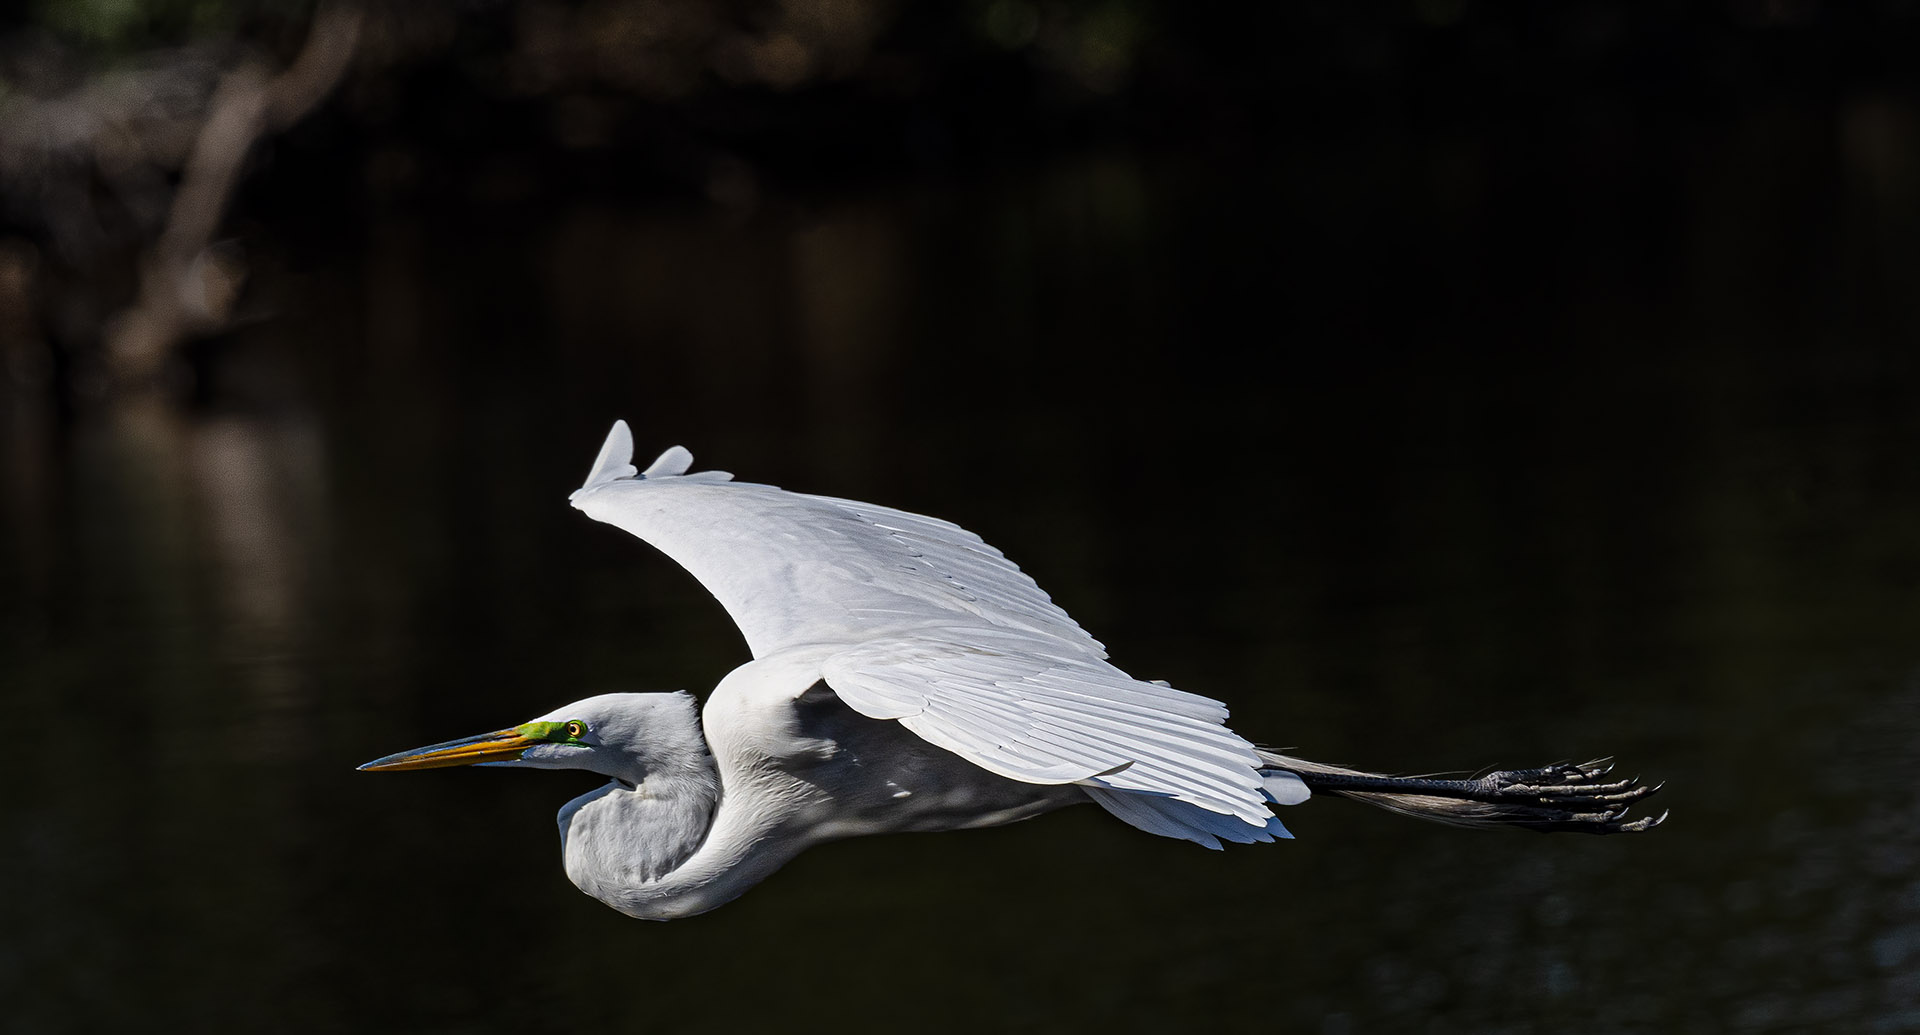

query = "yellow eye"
[[565, 720, 585, 739]]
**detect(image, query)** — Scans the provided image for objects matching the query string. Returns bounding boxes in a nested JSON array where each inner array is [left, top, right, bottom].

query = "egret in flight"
[[362, 422, 1664, 920]]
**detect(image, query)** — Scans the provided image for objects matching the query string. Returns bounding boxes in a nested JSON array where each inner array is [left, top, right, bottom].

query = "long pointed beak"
[[358, 729, 538, 772]]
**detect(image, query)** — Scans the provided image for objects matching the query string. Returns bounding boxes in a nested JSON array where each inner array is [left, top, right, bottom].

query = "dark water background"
[[7, 17, 1920, 1032]]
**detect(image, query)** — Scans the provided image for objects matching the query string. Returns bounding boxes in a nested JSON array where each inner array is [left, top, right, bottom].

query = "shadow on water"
[[5, 98, 1920, 1031]]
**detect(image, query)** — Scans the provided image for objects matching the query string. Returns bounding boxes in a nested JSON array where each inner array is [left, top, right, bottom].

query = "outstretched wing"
[[568, 421, 1102, 660], [568, 422, 1297, 846]]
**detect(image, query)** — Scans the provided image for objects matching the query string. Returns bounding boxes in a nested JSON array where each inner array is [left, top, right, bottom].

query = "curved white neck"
[[555, 729, 805, 921], [556, 653, 842, 919]]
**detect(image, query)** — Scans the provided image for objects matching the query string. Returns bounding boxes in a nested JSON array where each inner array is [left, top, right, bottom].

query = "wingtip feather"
[[642, 445, 695, 478], [573, 420, 638, 500], [570, 421, 723, 505]]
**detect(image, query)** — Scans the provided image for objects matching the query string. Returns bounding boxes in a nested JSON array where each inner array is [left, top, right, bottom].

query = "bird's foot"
[[1465, 758, 1667, 834]]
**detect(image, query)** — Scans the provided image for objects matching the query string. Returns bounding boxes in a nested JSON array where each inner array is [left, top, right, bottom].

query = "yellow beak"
[[357, 729, 539, 772]]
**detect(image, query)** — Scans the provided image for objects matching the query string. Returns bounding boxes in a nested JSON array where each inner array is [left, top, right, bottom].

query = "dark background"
[[4, 2, 1919, 1031]]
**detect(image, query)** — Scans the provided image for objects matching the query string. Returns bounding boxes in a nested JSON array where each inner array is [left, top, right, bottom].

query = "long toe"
[[1473, 762, 1667, 833]]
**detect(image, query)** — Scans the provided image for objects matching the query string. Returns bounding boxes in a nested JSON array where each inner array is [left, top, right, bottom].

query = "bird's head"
[[357, 691, 708, 787]]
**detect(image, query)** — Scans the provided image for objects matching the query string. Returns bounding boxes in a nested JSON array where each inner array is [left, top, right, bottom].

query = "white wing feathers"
[[575, 422, 728, 498], [568, 422, 1298, 847], [578, 419, 640, 487], [570, 425, 1099, 659]]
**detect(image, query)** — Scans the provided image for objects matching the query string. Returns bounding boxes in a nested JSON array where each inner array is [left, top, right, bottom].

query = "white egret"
[[361, 421, 1664, 920]]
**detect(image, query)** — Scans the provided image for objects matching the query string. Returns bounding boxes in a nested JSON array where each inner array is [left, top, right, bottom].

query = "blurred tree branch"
[[104, 2, 362, 389]]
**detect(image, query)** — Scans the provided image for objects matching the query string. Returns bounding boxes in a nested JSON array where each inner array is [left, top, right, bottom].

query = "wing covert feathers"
[[569, 421, 1298, 846]]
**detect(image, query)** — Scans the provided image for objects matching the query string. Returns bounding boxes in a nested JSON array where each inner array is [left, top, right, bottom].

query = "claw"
[[1612, 808, 1669, 833]]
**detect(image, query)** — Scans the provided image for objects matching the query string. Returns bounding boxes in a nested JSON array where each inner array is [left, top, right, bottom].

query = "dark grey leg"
[[1284, 758, 1668, 834]]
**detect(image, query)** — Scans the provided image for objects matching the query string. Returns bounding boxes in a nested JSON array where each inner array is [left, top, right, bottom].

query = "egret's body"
[[549, 677, 1081, 919], [363, 422, 1662, 920]]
